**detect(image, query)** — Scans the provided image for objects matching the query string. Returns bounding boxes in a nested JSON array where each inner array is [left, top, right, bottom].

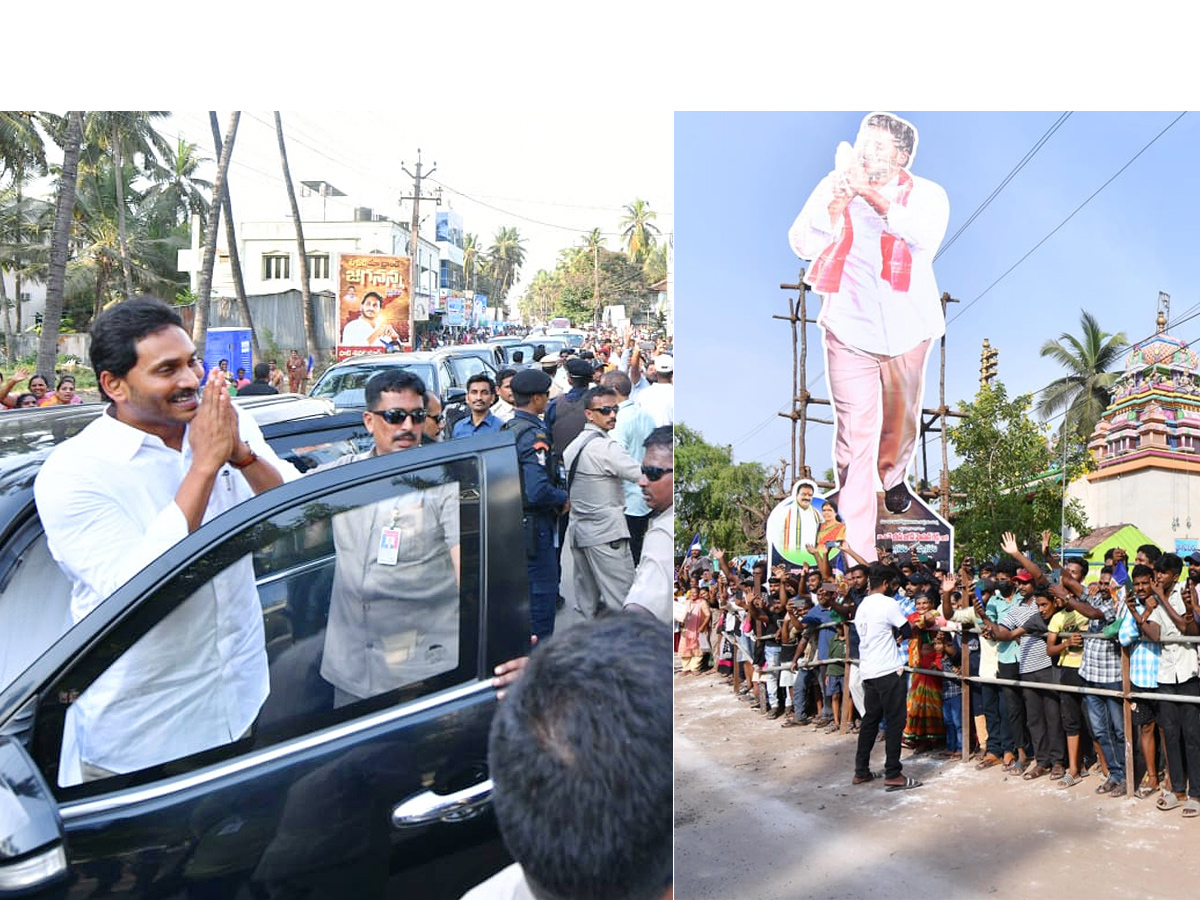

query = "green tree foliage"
[[516, 241, 655, 327], [620, 198, 659, 263], [948, 381, 1089, 563], [676, 423, 767, 556], [1036, 310, 1128, 442]]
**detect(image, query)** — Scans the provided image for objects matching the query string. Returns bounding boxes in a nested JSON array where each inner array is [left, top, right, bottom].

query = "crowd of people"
[[677, 518, 1200, 808]]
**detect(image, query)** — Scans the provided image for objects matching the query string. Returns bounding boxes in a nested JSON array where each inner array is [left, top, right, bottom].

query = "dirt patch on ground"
[[674, 669, 1197, 900]]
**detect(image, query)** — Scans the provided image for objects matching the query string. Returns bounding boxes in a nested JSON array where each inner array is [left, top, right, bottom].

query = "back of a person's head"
[[1138, 543, 1163, 564], [868, 562, 900, 590], [488, 614, 672, 900]]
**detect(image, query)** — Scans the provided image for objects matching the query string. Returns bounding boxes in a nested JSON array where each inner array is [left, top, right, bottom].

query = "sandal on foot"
[[852, 771, 884, 785], [1049, 764, 1065, 781], [1023, 765, 1049, 781], [1183, 798, 1200, 818], [1108, 780, 1127, 798], [1058, 772, 1084, 789], [780, 718, 801, 728], [1095, 778, 1117, 795], [975, 755, 1002, 770], [1156, 792, 1182, 810], [1135, 785, 1157, 800], [884, 775, 922, 792]]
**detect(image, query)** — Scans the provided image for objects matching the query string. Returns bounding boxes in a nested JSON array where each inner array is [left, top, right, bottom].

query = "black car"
[[0, 403, 527, 898]]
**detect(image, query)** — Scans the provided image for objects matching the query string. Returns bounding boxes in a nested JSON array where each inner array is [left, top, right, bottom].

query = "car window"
[[312, 363, 437, 401], [40, 455, 482, 793], [0, 519, 72, 691], [448, 356, 487, 385]]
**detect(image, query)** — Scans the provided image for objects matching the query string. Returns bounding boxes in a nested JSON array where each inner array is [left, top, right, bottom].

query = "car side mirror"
[[0, 737, 68, 896]]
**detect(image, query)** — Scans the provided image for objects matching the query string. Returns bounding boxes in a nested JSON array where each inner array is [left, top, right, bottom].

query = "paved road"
[[674, 669, 1197, 900]]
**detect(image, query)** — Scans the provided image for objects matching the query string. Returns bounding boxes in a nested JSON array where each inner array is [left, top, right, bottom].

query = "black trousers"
[[1021, 666, 1065, 768], [626, 512, 651, 565], [998, 660, 1032, 759], [855, 670, 907, 780], [1157, 678, 1200, 799]]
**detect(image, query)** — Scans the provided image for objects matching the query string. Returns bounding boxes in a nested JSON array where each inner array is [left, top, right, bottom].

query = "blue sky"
[[675, 111, 1200, 484]]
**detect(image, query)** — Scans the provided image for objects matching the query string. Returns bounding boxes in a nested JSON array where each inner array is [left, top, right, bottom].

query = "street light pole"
[[400, 150, 440, 349]]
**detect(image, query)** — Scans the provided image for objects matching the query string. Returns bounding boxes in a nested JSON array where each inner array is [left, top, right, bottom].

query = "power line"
[[948, 111, 1188, 328], [934, 112, 1072, 263]]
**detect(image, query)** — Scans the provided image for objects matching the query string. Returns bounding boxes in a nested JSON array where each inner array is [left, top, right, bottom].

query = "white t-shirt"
[[854, 591, 908, 679]]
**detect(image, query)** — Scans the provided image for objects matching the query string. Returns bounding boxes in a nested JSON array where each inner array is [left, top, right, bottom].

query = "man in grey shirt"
[[562, 386, 643, 617], [318, 368, 460, 706]]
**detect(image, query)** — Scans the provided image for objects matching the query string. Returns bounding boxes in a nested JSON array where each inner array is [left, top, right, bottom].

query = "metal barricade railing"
[[714, 614, 1200, 799]]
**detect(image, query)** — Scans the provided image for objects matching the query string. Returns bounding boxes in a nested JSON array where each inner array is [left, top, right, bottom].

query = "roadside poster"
[[337, 254, 411, 360]]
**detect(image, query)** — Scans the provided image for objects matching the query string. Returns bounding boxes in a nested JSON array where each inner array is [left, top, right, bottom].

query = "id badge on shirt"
[[378, 528, 401, 566]]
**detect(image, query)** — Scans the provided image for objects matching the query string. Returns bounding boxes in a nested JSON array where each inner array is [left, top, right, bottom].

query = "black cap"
[[1188, 552, 1200, 566], [511, 368, 553, 394], [565, 358, 593, 378]]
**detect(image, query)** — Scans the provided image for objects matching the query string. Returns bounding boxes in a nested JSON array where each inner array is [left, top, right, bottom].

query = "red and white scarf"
[[808, 169, 913, 294]]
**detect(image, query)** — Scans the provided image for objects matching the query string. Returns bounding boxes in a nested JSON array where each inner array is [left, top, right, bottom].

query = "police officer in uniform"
[[504, 368, 569, 639]]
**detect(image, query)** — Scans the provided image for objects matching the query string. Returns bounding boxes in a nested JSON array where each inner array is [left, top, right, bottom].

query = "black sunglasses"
[[589, 405, 620, 416], [640, 464, 673, 482], [371, 407, 428, 425]]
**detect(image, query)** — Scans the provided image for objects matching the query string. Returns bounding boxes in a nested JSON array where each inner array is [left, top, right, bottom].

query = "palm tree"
[[209, 114, 258, 361], [144, 136, 212, 229], [488, 226, 526, 303], [80, 112, 173, 301], [619, 198, 659, 263], [194, 112, 240, 359], [0, 112, 50, 347], [1036, 310, 1129, 442], [275, 112, 318, 360], [581, 228, 604, 324], [40, 111, 84, 377], [0, 187, 52, 338], [463, 232, 481, 292]]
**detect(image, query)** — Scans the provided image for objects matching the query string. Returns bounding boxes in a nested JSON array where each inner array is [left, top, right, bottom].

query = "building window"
[[262, 253, 290, 281], [306, 253, 330, 280]]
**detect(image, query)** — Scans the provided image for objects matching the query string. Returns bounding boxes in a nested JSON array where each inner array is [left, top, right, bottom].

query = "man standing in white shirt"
[[789, 112, 950, 561], [635, 354, 673, 427], [35, 297, 299, 783], [853, 562, 921, 791]]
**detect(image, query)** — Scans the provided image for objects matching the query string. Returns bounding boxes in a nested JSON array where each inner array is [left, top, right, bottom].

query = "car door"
[[0, 433, 529, 899]]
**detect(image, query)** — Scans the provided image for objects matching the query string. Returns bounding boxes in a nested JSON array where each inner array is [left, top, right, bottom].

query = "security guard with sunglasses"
[[504, 368, 568, 639]]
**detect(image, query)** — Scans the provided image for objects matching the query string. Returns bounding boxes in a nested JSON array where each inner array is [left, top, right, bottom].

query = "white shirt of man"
[[854, 591, 908, 679], [788, 168, 949, 357], [1157, 583, 1199, 684], [35, 405, 301, 783], [624, 504, 673, 624], [636, 381, 673, 428], [341, 315, 387, 347]]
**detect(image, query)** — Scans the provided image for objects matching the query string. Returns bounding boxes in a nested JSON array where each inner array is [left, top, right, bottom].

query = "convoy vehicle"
[[0, 402, 525, 898]]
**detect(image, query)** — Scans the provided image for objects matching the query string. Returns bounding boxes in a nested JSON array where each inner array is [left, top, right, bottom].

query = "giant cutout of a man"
[[788, 112, 949, 562]]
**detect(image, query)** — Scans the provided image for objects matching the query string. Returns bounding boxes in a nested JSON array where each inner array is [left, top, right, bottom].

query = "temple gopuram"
[[1065, 304, 1200, 554]]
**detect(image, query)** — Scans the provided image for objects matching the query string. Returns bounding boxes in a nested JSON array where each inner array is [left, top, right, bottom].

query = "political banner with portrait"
[[337, 254, 411, 360], [787, 111, 954, 566]]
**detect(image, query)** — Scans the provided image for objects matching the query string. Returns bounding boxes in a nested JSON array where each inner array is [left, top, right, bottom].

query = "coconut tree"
[[619, 198, 659, 263], [1036, 310, 1129, 442], [194, 112, 240, 360], [144, 136, 212, 229], [488, 226, 526, 303], [208, 114, 258, 361], [0, 187, 52, 338], [463, 232, 481, 292], [80, 112, 173, 301], [581, 227, 605, 324], [40, 111, 84, 378], [275, 112, 318, 360]]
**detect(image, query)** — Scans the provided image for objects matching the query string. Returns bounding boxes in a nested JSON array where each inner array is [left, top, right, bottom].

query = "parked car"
[[499, 337, 570, 366], [308, 350, 498, 434], [0, 404, 528, 898]]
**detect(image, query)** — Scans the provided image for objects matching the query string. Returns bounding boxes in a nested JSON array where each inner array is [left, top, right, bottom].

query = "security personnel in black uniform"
[[504, 368, 568, 639]]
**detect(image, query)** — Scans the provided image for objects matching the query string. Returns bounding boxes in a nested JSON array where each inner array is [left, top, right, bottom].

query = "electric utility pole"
[[400, 150, 441, 348]]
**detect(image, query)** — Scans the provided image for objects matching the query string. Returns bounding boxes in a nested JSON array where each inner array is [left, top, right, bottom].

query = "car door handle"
[[391, 778, 493, 827]]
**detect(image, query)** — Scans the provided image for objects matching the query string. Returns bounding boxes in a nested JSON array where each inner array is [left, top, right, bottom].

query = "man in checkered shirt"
[[1119, 565, 1167, 797], [1080, 565, 1128, 796]]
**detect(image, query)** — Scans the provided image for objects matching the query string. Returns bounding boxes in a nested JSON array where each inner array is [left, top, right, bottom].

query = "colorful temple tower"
[[1065, 303, 1200, 553]]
